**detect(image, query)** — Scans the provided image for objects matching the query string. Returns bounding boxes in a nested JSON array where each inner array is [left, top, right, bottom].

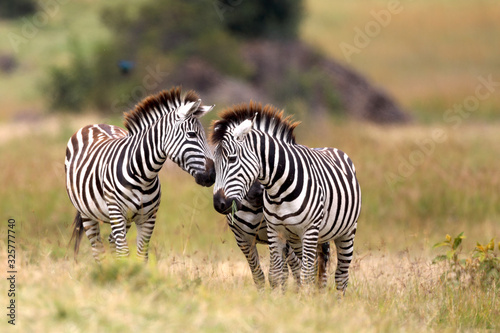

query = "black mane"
[[123, 86, 199, 134], [211, 102, 299, 145]]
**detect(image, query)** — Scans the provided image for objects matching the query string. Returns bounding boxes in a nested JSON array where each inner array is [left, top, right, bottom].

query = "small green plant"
[[433, 232, 500, 288], [473, 238, 500, 286], [229, 200, 238, 225], [433, 232, 466, 266]]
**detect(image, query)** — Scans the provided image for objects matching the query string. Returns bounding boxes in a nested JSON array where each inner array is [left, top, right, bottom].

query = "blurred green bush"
[[45, 0, 341, 117], [217, 0, 303, 39], [100, 1, 246, 78], [46, 0, 248, 113]]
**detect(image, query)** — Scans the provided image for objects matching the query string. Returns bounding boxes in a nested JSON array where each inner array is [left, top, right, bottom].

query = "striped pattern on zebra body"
[[65, 87, 215, 262], [227, 181, 331, 289], [211, 103, 361, 294]]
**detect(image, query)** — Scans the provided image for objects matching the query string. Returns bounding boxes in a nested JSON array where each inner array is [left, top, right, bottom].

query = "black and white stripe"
[[228, 181, 331, 289], [66, 87, 215, 262], [212, 103, 361, 293]]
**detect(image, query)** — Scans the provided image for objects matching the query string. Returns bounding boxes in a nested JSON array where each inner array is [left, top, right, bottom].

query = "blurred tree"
[[100, 0, 246, 77], [0, 0, 37, 18], [217, 0, 303, 39], [47, 0, 248, 112]]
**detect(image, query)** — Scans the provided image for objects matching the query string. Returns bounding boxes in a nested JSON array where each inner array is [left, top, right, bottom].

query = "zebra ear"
[[212, 120, 222, 133], [177, 99, 202, 119], [193, 104, 214, 118], [233, 113, 256, 141]]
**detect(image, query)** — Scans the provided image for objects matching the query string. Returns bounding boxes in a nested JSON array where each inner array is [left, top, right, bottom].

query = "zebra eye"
[[186, 131, 196, 138], [228, 155, 237, 164]]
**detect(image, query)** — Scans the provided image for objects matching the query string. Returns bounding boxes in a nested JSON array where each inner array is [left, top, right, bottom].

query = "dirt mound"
[[240, 40, 411, 123], [173, 40, 411, 124]]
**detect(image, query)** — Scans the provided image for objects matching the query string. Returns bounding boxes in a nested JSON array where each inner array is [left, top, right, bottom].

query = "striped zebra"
[[226, 180, 331, 289], [211, 103, 361, 293], [65, 87, 215, 262]]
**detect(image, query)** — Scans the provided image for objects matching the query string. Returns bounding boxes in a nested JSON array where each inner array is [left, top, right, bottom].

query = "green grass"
[[0, 118, 499, 331], [1, 0, 499, 331]]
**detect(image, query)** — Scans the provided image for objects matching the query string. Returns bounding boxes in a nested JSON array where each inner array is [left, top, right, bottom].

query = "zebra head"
[[211, 113, 260, 214], [166, 98, 216, 187]]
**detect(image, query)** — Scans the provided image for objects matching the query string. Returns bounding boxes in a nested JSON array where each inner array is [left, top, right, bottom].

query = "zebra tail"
[[70, 212, 85, 259]]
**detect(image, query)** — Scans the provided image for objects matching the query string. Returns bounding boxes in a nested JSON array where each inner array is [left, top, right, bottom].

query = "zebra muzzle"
[[194, 158, 216, 187], [213, 189, 242, 215]]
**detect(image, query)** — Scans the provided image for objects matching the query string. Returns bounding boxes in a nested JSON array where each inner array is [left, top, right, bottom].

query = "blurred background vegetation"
[[0, 0, 498, 122], [0, 0, 499, 331]]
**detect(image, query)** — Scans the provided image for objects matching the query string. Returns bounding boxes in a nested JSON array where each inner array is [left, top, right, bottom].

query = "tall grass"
[[1, 247, 498, 331], [0, 117, 499, 331], [1, 1, 499, 330]]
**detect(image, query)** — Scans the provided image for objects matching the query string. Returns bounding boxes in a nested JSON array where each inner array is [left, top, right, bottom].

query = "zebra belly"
[[75, 191, 110, 222], [76, 193, 159, 224], [318, 216, 357, 242], [101, 184, 161, 224], [263, 194, 358, 243], [264, 197, 319, 228]]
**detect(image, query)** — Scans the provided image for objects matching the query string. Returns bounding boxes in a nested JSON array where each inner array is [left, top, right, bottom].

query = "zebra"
[[211, 102, 361, 293], [225, 180, 331, 289], [65, 87, 215, 262]]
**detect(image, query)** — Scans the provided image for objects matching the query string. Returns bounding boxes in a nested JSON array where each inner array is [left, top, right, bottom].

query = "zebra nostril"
[[213, 189, 231, 214], [214, 197, 226, 214], [215, 198, 226, 213]]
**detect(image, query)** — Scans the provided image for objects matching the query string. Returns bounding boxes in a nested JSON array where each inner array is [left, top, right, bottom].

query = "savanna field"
[[1, 0, 500, 332]]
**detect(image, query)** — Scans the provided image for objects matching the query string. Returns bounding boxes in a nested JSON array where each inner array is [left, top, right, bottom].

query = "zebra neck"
[[256, 137, 296, 198], [128, 125, 167, 182]]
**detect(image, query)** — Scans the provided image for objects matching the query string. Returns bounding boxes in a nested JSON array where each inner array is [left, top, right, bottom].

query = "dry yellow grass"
[[0, 116, 499, 331], [1, 1, 499, 330], [0, 244, 496, 332]]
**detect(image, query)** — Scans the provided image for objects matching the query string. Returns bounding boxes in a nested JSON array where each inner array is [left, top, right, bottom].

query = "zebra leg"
[[285, 243, 302, 286], [334, 231, 356, 295], [109, 211, 130, 258], [82, 217, 105, 262], [317, 242, 330, 289], [301, 227, 320, 286], [237, 238, 266, 289], [267, 226, 287, 290], [108, 221, 132, 256], [281, 263, 290, 290], [108, 234, 116, 255], [136, 216, 156, 262], [281, 252, 296, 291], [244, 242, 266, 289]]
